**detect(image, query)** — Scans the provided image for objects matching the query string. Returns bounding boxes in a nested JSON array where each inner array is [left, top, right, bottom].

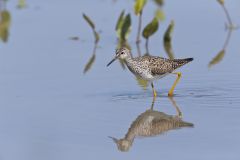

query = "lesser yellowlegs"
[[107, 47, 193, 97]]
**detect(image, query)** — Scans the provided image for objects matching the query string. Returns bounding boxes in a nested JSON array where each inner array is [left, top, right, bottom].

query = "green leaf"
[[82, 13, 95, 29], [208, 49, 225, 68], [115, 10, 125, 39], [83, 54, 96, 74], [115, 10, 125, 31], [134, 0, 147, 15], [142, 17, 159, 39], [163, 20, 175, 59], [155, 8, 165, 21], [1, 10, 11, 22], [0, 10, 11, 42], [154, 0, 164, 6], [17, 0, 27, 9], [121, 13, 131, 41], [217, 0, 224, 5]]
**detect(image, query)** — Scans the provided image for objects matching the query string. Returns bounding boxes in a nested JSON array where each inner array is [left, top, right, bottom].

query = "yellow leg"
[[151, 82, 157, 97], [168, 72, 182, 97]]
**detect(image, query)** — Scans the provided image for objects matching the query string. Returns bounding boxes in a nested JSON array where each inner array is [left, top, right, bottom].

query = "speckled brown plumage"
[[123, 51, 193, 81], [134, 55, 193, 76]]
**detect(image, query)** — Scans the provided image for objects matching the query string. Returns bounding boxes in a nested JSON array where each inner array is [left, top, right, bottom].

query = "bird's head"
[[107, 47, 131, 67], [108, 136, 132, 152]]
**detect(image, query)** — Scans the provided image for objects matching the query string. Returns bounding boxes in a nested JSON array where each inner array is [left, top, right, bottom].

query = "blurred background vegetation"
[[79, 0, 238, 89], [0, 0, 238, 75]]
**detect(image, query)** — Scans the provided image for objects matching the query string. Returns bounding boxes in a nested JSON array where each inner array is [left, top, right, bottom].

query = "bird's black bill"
[[108, 136, 118, 143], [107, 57, 117, 67]]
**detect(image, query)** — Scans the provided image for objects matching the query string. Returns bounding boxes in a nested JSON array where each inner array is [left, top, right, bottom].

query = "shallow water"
[[0, 0, 240, 159]]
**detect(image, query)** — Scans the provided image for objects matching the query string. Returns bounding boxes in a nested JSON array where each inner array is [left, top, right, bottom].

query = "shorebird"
[[107, 47, 193, 97]]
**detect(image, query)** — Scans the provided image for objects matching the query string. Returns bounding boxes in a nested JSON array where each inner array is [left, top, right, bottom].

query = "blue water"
[[0, 0, 240, 159]]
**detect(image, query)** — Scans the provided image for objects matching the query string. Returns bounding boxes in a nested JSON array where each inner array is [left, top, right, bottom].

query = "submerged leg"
[[151, 82, 157, 97], [168, 72, 182, 97]]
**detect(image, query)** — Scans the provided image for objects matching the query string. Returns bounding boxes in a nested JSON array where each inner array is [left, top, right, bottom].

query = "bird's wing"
[[148, 57, 175, 76], [149, 57, 193, 76]]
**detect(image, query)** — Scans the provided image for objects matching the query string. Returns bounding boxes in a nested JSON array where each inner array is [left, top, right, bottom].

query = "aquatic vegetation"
[[0, 10, 11, 42], [17, 0, 27, 9], [209, 29, 232, 68], [80, 0, 238, 78], [216, 0, 238, 30], [134, 0, 147, 44], [82, 13, 100, 74], [155, 8, 165, 21], [84, 53, 96, 74], [209, 49, 225, 68], [82, 13, 100, 44], [81, 0, 167, 75], [208, 0, 237, 68], [163, 20, 175, 59], [142, 17, 159, 53], [153, 0, 164, 7]]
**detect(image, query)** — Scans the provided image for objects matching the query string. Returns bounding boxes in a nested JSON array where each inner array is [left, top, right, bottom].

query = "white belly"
[[141, 73, 169, 81]]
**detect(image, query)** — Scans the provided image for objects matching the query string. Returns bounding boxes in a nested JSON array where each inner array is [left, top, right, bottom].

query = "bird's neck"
[[124, 56, 134, 66], [124, 130, 135, 144]]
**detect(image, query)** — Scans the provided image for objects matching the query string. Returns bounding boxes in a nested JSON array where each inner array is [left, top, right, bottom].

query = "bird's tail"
[[172, 57, 193, 69], [183, 58, 194, 62], [180, 121, 194, 127]]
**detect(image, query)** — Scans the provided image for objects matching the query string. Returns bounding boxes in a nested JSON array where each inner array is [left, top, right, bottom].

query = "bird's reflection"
[[109, 97, 194, 152]]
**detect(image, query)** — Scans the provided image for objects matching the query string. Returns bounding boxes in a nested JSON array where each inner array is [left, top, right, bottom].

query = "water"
[[0, 0, 240, 159]]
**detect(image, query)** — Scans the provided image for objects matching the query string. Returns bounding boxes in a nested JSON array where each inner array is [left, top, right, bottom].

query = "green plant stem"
[[136, 42, 142, 56], [221, 4, 233, 27], [145, 38, 149, 54], [136, 12, 142, 45], [223, 29, 232, 49]]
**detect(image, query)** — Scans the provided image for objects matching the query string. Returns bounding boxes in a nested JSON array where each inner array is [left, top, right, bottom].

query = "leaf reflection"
[[208, 28, 232, 68], [83, 53, 96, 74], [82, 13, 100, 74], [109, 97, 193, 152]]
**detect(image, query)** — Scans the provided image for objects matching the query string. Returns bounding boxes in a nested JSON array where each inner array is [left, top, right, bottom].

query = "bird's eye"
[[121, 52, 124, 55]]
